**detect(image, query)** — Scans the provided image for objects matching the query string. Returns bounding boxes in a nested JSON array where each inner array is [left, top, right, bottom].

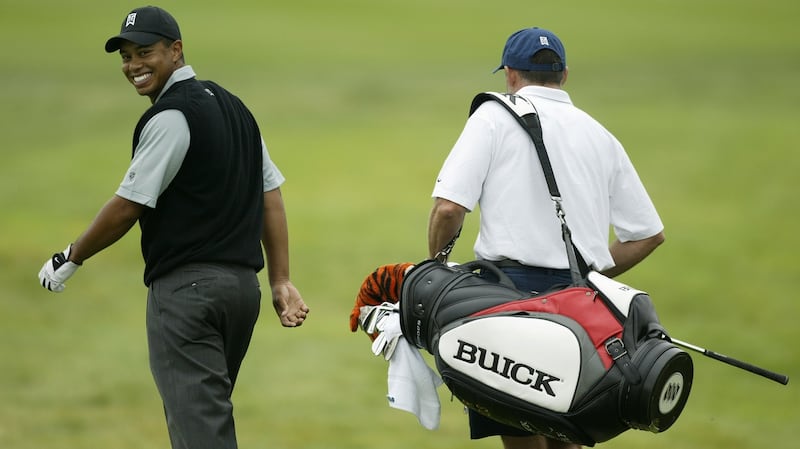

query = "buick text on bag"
[[453, 339, 561, 397]]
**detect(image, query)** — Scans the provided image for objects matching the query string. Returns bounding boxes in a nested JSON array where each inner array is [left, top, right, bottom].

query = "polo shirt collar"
[[517, 85, 572, 104], [154, 65, 197, 103]]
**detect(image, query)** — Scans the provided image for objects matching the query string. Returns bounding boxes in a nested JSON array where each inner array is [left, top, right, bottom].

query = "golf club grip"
[[704, 350, 789, 385]]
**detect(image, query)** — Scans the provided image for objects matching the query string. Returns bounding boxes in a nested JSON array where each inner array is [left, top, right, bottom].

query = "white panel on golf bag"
[[438, 315, 581, 413], [587, 271, 646, 318]]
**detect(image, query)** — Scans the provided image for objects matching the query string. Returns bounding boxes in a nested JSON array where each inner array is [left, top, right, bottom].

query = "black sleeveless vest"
[[132, 78, 264, 285]]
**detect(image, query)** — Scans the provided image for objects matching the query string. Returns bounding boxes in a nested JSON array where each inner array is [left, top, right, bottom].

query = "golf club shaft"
[[671, 338, 789, 385]]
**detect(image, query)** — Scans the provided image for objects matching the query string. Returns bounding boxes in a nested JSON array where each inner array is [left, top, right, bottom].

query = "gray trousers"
[[146, 263, 261, 449]]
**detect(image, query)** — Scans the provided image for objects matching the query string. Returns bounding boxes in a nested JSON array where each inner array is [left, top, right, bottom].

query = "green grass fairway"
[[1, 1, 798, 448]]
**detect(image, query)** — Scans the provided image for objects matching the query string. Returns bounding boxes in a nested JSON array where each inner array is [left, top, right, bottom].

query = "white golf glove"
[[38, 244, 80, 292], [370, 304, 403, 361]]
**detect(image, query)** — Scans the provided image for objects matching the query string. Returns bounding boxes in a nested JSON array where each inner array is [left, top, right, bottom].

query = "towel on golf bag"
[[398, 259, 693, 447], [382, 311, 444, 430], [349, 263, 443, 429]]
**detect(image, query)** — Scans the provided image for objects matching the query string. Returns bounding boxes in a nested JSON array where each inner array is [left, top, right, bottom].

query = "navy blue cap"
[[105, 6, 181, 53], [493, 27, 566, 73]]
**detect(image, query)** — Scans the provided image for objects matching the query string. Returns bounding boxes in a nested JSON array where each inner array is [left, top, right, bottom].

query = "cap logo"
[[125, 13, 137, 28], [539, 36, 550, 46]]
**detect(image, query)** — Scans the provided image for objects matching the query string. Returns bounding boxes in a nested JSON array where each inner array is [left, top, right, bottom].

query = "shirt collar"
[[154, 65, 197, 103], [517, 85, 572, 104]]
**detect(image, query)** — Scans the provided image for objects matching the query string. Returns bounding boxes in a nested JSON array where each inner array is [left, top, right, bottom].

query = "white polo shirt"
[[432, 85, 663, 271]]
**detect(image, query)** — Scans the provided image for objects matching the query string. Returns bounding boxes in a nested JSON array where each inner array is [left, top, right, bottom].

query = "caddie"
[[426, 26, 666, 449]]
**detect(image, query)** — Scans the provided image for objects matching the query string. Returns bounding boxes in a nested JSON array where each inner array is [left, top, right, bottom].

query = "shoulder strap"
[[470, 92, 560, 199], [470, 92, 585, 285]]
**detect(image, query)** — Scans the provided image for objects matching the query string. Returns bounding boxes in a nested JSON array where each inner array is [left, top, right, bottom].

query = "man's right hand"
[[38, 244, 80, 292]]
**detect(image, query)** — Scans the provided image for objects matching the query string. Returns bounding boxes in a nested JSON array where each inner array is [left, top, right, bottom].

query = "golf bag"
[[399, 259, 693, 446]]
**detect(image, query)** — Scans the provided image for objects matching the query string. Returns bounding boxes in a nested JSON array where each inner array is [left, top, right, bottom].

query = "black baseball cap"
[[105, 6, 181, 53]]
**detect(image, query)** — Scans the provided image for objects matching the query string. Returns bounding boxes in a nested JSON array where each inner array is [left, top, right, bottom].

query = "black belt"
[[490, 259, 532, 268], [489, 257, 590, 276]]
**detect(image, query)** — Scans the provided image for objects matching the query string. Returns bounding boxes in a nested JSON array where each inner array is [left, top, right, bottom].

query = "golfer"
[[38, 6, 309, 449], [427, 27, 665, 449]]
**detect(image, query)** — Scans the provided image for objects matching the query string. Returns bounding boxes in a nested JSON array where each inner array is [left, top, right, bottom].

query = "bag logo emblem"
[[658, 372, 684, 414]]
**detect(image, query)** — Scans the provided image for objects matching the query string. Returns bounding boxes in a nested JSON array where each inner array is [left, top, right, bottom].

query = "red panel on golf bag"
[[470, 287, 621, 370]]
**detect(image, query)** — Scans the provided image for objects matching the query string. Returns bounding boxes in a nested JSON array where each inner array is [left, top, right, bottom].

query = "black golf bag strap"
[[605, 337, 642, 384], [470, 92, 585, 285]]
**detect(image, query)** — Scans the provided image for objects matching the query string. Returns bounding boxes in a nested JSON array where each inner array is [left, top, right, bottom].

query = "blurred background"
[[1, 0, 798, 447]]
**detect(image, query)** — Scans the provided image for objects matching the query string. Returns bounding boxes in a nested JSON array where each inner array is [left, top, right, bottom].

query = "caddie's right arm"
[[428, 197, 467, 260]]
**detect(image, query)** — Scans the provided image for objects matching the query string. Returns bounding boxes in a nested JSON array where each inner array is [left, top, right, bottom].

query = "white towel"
[[382, 313, 443, 430]]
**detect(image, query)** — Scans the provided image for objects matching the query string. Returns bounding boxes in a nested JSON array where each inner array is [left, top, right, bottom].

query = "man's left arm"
[[261, 187, 308, 327]]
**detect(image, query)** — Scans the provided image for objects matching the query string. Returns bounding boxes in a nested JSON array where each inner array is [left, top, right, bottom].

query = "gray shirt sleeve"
[[117, 110, 284, 205], [116, 110, 190, 208], [262, 136, 285, 192]]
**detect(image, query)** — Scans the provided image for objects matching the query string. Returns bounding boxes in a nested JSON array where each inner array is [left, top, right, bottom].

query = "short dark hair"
[[161, 38, 186, 63], [517, 49, 565, 85]]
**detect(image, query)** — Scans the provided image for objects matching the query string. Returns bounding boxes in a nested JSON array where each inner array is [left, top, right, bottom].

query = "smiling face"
[[118, 39, 184, 103]]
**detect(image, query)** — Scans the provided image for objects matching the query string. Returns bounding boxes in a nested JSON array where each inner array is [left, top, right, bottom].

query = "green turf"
[[1, 0, 798, 448]]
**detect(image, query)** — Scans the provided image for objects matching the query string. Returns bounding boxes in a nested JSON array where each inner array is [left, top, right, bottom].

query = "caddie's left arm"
[[39, 195, 144, 292], [262, 187, 309, 328]]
